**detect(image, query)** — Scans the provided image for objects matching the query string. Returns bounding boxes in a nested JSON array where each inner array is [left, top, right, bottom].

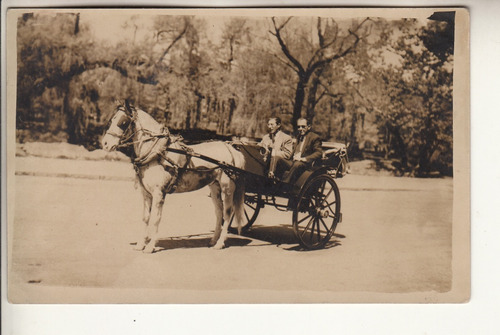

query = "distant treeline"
[[16, 12, 454, 176]]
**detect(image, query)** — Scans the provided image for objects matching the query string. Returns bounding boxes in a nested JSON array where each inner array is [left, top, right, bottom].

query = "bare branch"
[[273, 54, 299, 73], [314, 89, 328, 106], [271, 16, 304, 74], [318, 78, 343, 100], [307, 17, 371, 76], [272, 16, 293, 30], [317, 17, 324, 47], [307, 18, 339, 69], [156, 18, 189, 66]]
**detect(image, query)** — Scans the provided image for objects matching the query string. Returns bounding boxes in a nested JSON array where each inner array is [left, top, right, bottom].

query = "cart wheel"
[[228, 193, 262, 233], [292, 175, 341, 249]]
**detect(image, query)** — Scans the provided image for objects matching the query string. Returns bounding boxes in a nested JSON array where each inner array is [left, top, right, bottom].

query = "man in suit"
[[281, 117, 323, 184], [259, 117, 293, 178]]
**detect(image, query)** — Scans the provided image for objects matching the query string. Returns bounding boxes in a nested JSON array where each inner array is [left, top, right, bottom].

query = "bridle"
[[104, 106, 137, 149]]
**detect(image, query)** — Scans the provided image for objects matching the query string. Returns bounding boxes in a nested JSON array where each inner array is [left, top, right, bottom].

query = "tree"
[[373, 18, 454, 176], [270, 17, 373, 129], [17, 12, 94, 143], [16, 13, 192, 145]]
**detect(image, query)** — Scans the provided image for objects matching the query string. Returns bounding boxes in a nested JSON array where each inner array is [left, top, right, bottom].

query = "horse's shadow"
[[134, 226, 345, 253], [150, 234, 253, 252]]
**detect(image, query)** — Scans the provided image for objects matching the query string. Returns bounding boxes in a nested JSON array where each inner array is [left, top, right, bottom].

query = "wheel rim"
[[228, 193, 261, 233], [242, 193, 261, 231], [293, 175, 341, 249]]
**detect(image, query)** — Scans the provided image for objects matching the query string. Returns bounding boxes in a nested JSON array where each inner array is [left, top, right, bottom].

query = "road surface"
[[9, 157, 453, 303]]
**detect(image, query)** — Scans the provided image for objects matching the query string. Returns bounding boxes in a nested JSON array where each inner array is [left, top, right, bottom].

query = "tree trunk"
[[63, 86, 77, 144], [185, 108, 191, 129], [388, 124, 408, 173], [306, 69, 324, 123], [225, 98, 236, 134], [193, 90, 203, 128], [218, 101, 226, 134], [74, 13, 80, 35], [417, 115, 435, 175], [327, 100, 333, 139], [292, 79, 306, 129]]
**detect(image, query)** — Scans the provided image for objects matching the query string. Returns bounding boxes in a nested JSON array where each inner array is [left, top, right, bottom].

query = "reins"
[[105, 106, 251, 194]]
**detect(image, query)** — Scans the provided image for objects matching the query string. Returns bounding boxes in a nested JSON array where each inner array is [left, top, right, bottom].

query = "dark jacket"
[[292, 131, 323, 164]]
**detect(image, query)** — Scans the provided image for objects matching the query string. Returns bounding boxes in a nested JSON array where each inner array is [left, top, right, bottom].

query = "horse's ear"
[[124, 99, 132, 115]]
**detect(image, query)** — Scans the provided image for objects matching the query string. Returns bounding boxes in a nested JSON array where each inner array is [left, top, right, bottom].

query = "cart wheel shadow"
[[240, 224, 345, 251], [137, 234, 253, 252]]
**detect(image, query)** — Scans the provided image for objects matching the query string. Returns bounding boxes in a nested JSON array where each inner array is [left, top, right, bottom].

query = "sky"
[[79, 11, 233, 45], [80, 11, 155, 44], [79, 9, 431, 46]]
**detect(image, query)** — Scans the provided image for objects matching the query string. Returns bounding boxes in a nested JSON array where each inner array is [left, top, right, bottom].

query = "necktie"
[[297, 136, 305, 155]]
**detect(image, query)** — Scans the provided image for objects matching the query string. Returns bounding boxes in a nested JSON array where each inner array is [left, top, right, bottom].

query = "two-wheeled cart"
[[229, 142, 347, 249]]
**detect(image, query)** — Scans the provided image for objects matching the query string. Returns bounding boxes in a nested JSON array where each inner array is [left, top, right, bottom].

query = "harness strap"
[[157, 141, 195, 194], [134, 137, 161, 166]]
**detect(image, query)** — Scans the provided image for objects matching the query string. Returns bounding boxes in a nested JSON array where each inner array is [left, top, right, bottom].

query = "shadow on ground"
[[241, 225, 345, 251], [150, 234, 253, 252], [132, 227, 345, 252]]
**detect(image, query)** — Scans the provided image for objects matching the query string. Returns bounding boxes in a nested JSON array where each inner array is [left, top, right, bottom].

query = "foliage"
[[374, 19, 454, 176], [15, 12, 455, 176]]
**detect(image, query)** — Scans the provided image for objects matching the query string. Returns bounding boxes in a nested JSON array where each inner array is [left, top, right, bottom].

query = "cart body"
[[230, 141, 346, 249]]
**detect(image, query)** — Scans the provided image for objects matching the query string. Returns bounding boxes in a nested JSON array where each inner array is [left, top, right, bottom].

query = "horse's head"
[[101, 103, 134, 151]]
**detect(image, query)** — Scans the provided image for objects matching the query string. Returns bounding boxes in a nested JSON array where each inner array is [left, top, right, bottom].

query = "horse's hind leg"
[[143, 189, 166, 253], [208, 182, 224, 247], [212, 176, 236, 250], [135, 188, 152, 251]]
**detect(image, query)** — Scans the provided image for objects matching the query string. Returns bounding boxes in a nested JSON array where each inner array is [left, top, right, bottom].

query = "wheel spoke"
[[316, 218, 322, 240], [244, 208, 251, 222], [305, 196, 315, 208], [297, 213, 313, 225], [326, 201, 337, 216], [319, 217, 329, 231], [300, 217, 315, 238], [325, 199, 337, 207], [245, 202, 257, 210], [308, 218, 317, 242], [311, 193, 322, 209], [319, 180, 326, 197], [322, 187, 334, 202]]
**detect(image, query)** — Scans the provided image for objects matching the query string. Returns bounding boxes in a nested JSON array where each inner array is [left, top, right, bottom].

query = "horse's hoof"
[[212, 243, 225, 250], [143, 245, 155, 253]]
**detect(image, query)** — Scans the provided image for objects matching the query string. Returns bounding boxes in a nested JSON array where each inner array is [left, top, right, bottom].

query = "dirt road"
[[9, 157, 453, 303]]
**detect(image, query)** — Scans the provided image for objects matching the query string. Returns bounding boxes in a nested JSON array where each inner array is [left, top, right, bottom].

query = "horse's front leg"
[[208, 182, 223, 248], [143, 188, 166, 254], [134, 188, 152, 251]]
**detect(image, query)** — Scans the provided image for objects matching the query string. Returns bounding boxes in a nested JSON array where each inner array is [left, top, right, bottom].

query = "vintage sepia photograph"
[[6, 7, 469, 304]]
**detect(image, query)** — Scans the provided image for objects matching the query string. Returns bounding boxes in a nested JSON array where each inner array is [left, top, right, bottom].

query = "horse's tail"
[[224, 142, 246, 234], [232, 177, 245, 235]]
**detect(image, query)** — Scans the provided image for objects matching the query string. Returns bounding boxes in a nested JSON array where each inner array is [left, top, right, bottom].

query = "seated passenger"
[[280, 117, 323, 184], [259, 117, 293, 178]]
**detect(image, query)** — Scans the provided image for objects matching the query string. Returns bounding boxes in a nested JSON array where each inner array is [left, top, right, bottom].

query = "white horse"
[[101, 101, 245, 253]]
